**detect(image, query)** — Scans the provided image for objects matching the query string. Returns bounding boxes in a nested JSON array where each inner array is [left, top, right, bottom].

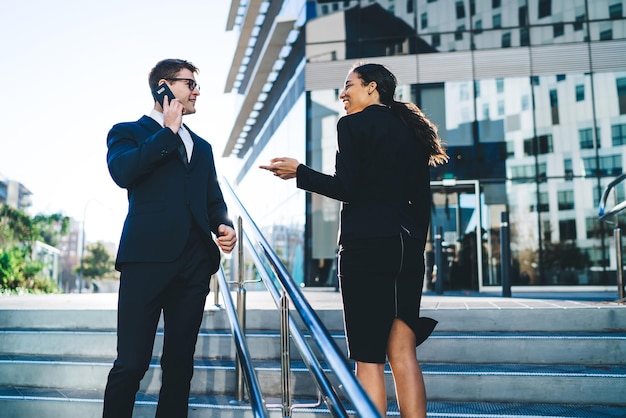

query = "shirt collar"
[[149, 109, 165, 127]]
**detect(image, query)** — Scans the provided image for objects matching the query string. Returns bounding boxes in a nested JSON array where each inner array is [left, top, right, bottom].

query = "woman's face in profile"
[[339, 71, 377, 115]]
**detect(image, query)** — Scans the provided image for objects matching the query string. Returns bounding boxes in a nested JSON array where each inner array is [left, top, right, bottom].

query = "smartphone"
[[152, 83, 176, 107]]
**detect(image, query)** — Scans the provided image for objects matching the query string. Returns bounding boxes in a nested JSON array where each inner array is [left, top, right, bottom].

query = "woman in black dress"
[[260, 63, 448, 417]]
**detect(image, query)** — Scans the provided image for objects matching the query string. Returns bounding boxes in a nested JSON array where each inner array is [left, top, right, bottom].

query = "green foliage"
[[0, 245, 46, 291], [0, 204, 67, 293], [78, 242, 116, 280], [32, 213, 70, 247]]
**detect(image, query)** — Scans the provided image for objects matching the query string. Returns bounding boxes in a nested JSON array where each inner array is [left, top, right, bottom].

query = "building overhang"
[[223, 17, 296, 157], [224, 0, 265, 93]]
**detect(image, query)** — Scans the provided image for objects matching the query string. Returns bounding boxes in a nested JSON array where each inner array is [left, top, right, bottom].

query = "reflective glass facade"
[[225, 0, 626, 290]]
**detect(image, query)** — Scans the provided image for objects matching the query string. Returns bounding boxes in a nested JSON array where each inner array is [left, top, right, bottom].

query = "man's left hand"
[[216, 224, 237, 254]]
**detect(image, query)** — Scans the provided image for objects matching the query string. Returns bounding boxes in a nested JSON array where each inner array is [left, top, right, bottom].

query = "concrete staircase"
[[0, 293, 625, 417]]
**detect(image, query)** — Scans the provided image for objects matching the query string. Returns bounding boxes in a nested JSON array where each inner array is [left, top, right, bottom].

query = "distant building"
[[32, 240, 60, 283], [0, 173, 32, 210], [222, 0, 626, 292]]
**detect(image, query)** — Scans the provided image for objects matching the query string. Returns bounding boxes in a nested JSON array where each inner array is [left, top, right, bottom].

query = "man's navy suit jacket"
[[106, 115, 232, 272]]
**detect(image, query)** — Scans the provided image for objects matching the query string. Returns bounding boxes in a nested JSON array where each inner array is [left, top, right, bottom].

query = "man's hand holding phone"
[[162, 95, 184, 133], [152, 83, 183, 133]]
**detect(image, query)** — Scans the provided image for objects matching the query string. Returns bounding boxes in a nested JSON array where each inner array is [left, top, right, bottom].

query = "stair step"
[[2, 329, 624, 365], [0, 356, 623, 405], [1, 388, 624, 418]]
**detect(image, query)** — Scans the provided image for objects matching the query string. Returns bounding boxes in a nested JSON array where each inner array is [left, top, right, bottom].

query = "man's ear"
[[368, 81, 377, 95]]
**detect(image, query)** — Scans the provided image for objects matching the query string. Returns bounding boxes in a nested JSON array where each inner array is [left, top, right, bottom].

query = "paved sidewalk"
[[0, 288, 622, 311]]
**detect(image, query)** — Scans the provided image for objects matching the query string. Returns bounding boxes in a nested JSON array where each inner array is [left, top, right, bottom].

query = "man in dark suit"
[[103, 58, 236, 418]]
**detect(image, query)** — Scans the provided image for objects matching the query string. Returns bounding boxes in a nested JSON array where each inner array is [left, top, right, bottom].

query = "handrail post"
[[279, 290, 292, 417], [614, 221, 625, 301], [212, 274, 220, 306], [434, 226, 444, 295], [500, 212, 512, 297], [235, 216, 247, 402]]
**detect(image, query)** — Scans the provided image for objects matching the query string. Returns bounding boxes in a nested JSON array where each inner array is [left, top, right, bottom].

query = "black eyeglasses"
[[166, 78, 200, 91]]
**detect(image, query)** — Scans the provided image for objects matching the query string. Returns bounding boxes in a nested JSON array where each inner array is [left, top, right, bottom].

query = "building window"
[[558, 190, 574, 210], [538, 192, 549, 212], [586, 217, 608, 239], [520, 27, 530, 46], [600, 27, 613, 40], [617, 77, 626, 114], [564, 158, 573, 178], [550, 89, 559, 124], [576, 84, 585, 101], [496, 78, 504, 93], [502, 32, 511, 47], [553, 22, 564, 37], [483, 103, 489, 119], [574, 14, 585, 31], [531, 75, 540, 86], [549, 89, 558, 107], [475, 19, 483, 33], [456, 1, 465, 19], [522, 94, 529, 110], [601, 155, 623, 176], [475, 80, 481, 97], [556, 74, 566, 82], [559, 219, 577, 241], [609, 3, 623, 19], [407, 0, 414, 14], [432, 34, 440, 47], [506, 140, 514, 157], [421, 12, 428, 29], [456, 25, 465, 40], [524, 135, 553, 155], [492, 0, 501, 8], [498, 100, 505, 115], [493, 13, 501, 28], [613, 124, 626, 146], [519, 5, 528, 25], [579, 128, 595, 149], [512, 164, 535, 178], [321, 4, 329, 14], [538, 0, 551, 19]]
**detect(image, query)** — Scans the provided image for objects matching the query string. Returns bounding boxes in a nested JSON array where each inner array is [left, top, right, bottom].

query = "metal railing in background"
[[214, 264, 268, 417], [598, 173, 626, 301], [217, 176, 382, 418]]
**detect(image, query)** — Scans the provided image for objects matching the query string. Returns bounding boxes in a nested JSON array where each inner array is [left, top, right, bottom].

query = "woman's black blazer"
[[296, 105, 431, 248]]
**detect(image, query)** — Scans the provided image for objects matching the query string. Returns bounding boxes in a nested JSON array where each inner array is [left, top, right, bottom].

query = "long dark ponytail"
[[353, 63, 449, 167]]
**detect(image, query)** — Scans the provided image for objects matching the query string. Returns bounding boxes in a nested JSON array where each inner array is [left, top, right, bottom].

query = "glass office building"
[[223, 0, 626, 291]]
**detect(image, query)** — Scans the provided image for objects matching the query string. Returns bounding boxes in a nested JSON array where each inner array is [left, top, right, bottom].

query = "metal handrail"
[[598, 173, 626, 222], [220, 176, 382, 417], [598, 173, 626, 301], [214, 266, 269, 418]]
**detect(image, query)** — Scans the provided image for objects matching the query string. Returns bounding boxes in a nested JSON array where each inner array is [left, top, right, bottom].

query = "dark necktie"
[[178, 143, 188, 166]]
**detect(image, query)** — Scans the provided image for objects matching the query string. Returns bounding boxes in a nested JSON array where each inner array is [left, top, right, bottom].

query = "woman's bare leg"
[[387, 319, 426, 418], [355, 361, 387, 416]]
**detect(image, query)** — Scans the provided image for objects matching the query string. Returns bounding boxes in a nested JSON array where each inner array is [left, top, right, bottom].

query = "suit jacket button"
[[161, 150, 168, 156]]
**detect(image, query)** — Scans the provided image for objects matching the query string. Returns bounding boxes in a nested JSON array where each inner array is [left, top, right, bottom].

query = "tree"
[[0, 204, 69, 293], [77, 242, 116, 282], [32, 213, 69, 247]]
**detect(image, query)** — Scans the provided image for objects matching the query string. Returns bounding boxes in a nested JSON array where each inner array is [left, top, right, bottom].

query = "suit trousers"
[[102, 226, 214, 418]]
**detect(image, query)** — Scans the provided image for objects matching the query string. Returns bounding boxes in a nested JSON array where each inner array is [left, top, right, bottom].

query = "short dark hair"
[[148, 59, 199, 90]]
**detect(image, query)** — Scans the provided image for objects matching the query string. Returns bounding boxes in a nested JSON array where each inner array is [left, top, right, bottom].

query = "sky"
[[0, 0, 239, 244]]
